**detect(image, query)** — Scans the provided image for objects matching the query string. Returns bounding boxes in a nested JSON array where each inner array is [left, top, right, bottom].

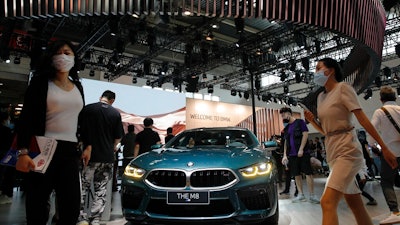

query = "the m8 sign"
[[167, 191, 210, 205]]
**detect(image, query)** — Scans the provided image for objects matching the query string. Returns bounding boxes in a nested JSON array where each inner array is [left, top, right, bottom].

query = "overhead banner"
[[186, 98, 262, 129]]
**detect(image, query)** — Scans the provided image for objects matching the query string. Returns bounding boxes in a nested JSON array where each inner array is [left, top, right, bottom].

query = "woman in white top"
[[304, 58, 397, 225], [16, 40, 85, 225]]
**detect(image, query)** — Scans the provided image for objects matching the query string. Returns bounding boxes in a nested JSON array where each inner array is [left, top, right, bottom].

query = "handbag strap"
[[381, 106, 400, 134]]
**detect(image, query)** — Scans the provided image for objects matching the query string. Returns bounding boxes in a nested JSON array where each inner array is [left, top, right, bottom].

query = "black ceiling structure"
[[0, 0, 399, 109]]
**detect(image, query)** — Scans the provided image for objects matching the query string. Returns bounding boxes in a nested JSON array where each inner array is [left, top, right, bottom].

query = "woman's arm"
[[303, 110, 325, 135]]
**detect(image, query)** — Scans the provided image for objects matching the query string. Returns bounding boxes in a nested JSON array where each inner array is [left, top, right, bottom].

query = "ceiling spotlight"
[[244, 91, 250, 100], [205, 32, 214, 41], [271, 39, 283, 52], [288, 97, 297, 106], [89, 69, 95, 77], [132, 77, 137, 83], [284, 85, 289, 94], [396, 43, 400, 58], [207, 85, 214, 94], [294, 31, 306, 47], [103, 72, 110, 79], [97, 55, 104, 66], [289, 59, 296, 71], [363, 88, 373, 100], [14, 56, 21, 64], [383, 67, 392, 78], [301, 57, 310, 71], [375, 76, 382, 87], [238, 91, 242, 98], [235, 35, 246, 48], [280, 70, 287, 81], [234, 17, 244, 33], [255, 48, 262, 55], [202, 73, 207, 79], [262, 95, 268, 102], [295, 72, 302, 83], [315, 39, 321, 54], [146, 79, 151, 86], [231, 90, 237, 96]]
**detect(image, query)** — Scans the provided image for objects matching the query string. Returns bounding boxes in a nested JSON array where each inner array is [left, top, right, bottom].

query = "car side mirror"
[[151, 144, 163, 149], [264, 141, 278, 148]]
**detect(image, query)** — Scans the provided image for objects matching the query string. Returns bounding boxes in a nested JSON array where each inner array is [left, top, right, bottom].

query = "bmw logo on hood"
[[187, 162, 194, 167]]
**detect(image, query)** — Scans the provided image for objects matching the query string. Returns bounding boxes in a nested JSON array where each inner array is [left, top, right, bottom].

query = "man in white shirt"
[[369, 86, 400, 225]]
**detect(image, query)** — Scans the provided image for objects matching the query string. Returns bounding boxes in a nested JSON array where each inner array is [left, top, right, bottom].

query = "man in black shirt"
[[78, 90, 123, 225], [134, 118, 161, 158], [164, 127, 174, 144], [121, 124, 136, 169]]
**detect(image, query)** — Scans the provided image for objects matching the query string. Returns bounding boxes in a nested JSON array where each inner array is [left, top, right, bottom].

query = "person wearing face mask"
[[304, 58, 397, 225], [280, 107, 320, 204], [15, 40, 85, 225]]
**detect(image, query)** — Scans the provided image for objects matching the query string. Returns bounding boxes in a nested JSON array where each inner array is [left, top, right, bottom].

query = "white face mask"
[[313, 70, 329, 86], [52, 54, 75, 72]]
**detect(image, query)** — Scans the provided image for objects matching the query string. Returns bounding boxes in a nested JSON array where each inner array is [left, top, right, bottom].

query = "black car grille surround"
[[146, 169, 236, 188], [237, 184, 274, 210], [146, 199, 234, 217]]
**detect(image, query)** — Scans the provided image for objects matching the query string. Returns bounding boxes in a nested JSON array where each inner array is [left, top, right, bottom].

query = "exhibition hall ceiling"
[[0, 1, 399, 106]]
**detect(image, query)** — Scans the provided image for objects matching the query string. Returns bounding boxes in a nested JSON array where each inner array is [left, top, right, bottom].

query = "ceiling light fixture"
[[207, 85, 214, 94], [395, 43, 400, 58], [13, 56, 21, 64], [375, 76, 382, 87], [244, 91, 250, 100], [363, 88, 373, 100], [205, 32, 214, 41]]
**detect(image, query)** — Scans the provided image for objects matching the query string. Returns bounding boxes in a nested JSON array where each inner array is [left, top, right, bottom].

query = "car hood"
[[131, 147, 270, 170]]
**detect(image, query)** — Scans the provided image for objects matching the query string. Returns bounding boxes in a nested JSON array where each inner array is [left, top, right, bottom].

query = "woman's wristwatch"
[[17, 149, 29, 158]]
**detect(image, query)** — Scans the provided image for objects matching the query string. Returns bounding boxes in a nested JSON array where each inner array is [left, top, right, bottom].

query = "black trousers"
[[24, 140, 81, 225]]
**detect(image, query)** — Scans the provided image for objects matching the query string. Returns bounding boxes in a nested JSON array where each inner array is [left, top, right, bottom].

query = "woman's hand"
[[303, 110, 315, 123], [16, 155, 35, 172]]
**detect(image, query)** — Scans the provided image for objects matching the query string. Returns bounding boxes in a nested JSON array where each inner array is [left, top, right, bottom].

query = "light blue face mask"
[[313, 70, 329, 86]]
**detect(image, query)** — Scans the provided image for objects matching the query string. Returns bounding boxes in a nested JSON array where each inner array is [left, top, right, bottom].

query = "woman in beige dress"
[[304, 58, 397, 225]]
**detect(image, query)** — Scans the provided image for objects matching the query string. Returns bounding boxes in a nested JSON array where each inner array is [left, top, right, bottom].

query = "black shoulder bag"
[[381, 106, 400, 133]]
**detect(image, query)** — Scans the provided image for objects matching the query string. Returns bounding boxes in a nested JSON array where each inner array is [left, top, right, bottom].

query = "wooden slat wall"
[[237, 108, 283, 143]]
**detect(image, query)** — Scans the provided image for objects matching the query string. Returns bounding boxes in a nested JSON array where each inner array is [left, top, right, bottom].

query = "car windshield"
[[166, 129, 257, 149]]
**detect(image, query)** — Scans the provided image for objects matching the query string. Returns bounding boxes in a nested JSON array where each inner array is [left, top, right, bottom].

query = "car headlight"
[[240, 162, 273, 177], [124, 165, 146, 179]]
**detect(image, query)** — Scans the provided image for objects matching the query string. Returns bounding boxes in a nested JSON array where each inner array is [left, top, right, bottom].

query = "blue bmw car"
[[121, 127, 279, 225]]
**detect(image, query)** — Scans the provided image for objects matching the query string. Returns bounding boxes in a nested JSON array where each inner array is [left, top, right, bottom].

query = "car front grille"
[[146, 169, 237, 188], [146, 170, 187, 188], [190, 170, 236, 187]]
